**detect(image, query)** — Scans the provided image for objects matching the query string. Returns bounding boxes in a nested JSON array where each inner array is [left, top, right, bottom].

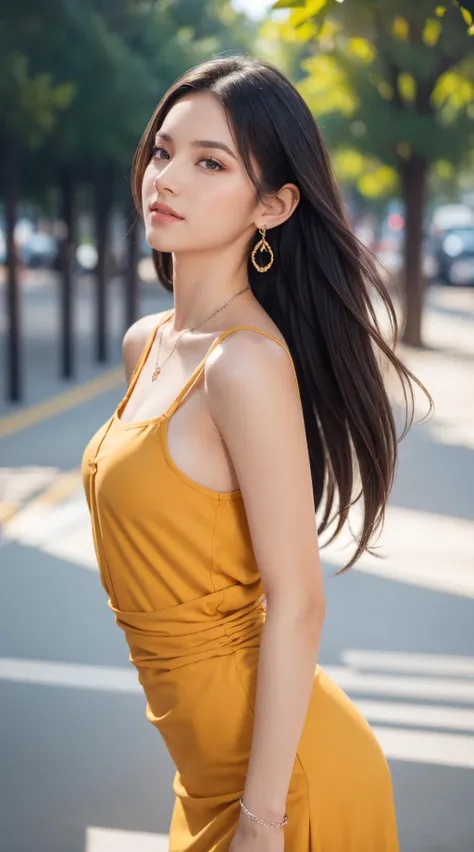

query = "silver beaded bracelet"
[[239, 796, 289, 828]]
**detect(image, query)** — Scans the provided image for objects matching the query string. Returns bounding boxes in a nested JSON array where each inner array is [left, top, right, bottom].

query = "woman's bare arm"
[[204, 330, 326, 821]]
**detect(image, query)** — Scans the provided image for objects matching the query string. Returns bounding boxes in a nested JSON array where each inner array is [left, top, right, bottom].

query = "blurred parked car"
[[19, 232, 60, 269], [430, 226, 474, 286]]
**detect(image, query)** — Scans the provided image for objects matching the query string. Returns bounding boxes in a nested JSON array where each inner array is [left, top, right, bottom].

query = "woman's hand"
[[229, 814, 285, 852]]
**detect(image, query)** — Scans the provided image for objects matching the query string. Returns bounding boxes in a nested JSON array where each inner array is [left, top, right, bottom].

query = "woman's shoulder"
[[222, 305, 290, 352], [206, 311, 297, 402], [123, 308, 171, 345]]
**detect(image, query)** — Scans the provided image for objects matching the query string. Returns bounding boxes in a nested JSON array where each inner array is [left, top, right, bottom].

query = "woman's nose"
[[153, 158, 182, 194]]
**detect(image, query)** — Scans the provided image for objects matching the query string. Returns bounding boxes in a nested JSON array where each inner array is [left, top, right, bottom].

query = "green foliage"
[[0, 53, 75, 148], [1, 0, 258, 203], [268, 0, 474, 198], [0, 0, 76, 148]]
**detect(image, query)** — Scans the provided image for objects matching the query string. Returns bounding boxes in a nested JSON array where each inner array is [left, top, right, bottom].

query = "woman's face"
[[141, 91, 261, 254]]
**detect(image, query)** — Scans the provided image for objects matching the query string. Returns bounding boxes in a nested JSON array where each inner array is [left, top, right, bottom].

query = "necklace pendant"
[[151, 367, 161, 381]]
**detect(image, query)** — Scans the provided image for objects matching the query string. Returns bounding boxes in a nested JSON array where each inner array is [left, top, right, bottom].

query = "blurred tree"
[[1, 0, 258, 399], [272, 0, 474, 346], [0, 0, 76, 398]]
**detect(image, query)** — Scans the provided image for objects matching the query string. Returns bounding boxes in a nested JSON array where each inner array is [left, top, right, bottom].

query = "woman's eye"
[[151, 146, 223, 172], [199, 157, 224, 172], [151, 145, 168, 160]]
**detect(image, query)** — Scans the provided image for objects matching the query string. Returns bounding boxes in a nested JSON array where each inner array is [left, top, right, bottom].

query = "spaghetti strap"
[[167, 325, 299, 417]]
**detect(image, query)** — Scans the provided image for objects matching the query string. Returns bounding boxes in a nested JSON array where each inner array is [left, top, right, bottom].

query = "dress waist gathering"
[[108, 585, 266, 675]]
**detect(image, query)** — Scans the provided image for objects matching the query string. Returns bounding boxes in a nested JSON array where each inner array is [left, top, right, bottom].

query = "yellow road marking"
[[0, 501, 20, 524], [0, 367, 124, 438], [0, 469, 83, 530]]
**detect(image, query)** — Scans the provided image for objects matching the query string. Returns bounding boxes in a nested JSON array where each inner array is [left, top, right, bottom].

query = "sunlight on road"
[[322, 504, 474, 598]]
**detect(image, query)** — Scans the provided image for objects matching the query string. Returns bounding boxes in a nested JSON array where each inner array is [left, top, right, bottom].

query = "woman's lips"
[[149, 208, 184, 224], [148, 203, 183, 224]]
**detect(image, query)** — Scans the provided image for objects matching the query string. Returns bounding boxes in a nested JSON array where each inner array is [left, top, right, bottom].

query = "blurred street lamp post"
[[94, 164, 114, 363], [58, 169, 76, 380], [125, 208, 140, 330], [5, 139, 21, 402]]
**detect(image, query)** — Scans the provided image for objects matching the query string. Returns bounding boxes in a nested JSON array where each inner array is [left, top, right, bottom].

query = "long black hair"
[[132, 54, 434, 572]]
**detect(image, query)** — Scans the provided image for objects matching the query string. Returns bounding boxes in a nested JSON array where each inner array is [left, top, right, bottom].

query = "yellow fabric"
[[82, 310, 399, 851]]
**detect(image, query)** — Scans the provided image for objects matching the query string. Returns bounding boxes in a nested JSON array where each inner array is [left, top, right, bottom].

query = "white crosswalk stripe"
[[85, 827, 169, 852], [323, 665, 474, 703], [370, 727, 474, 769], [354, 699, 474, 732], [342, 648, 474, 678]]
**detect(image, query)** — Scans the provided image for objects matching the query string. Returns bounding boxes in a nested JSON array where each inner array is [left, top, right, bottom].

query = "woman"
[[82, 55, 432, 851]]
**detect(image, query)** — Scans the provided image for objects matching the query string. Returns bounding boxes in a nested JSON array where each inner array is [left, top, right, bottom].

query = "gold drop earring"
[[251, 225, 274, 273]]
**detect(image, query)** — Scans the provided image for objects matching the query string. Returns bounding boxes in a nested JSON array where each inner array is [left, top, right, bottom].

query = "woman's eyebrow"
[[155, 131, 237, 160]]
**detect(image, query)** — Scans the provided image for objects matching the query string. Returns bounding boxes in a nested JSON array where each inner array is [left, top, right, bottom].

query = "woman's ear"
[[258, 183, 300, 231]]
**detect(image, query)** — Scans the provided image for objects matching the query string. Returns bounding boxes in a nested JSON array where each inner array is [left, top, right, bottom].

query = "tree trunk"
[[94, 164, 114, 362], [399, 154, 428, 348], [124, 207, 140, 330], [4, 138, 21, 401], [58, 168, 76, 379]]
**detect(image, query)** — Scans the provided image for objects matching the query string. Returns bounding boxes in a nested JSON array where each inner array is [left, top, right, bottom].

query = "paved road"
[[1, 280, 473, 852]]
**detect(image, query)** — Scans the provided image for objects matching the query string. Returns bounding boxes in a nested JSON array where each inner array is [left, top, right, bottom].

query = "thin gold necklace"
[[151, 286, 251, 381]]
